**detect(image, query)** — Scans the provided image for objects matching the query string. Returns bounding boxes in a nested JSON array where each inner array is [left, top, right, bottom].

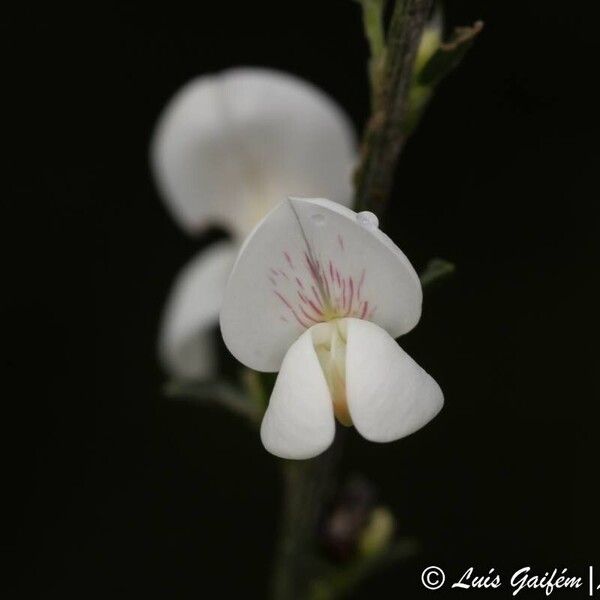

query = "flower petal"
[[344, 318, 443, 442], [260, 327, 336, 459], [151, 68, 356, 237], [159, 241, 238, 379], [220, 197, 422, 372]]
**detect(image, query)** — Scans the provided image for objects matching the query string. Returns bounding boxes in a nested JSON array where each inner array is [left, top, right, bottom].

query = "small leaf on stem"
[[418, 20, 484, 87], [405, 19, 484, 134], [419, 257, 456, 288]]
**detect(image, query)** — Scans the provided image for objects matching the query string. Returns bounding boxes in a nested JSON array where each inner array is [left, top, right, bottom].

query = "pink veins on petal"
[[270, 248, 374, 328]]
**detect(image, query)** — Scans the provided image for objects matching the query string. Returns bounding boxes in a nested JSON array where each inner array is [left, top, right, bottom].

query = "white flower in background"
[[151, 68, 357, 379], [220, 197, 443, 459]]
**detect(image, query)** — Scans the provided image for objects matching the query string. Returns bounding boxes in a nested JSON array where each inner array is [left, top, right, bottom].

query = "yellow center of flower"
[[311, 318, 352, 426]]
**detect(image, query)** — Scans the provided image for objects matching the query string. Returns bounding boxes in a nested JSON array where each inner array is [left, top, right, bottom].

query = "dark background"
[[4, 1, 599, 597]]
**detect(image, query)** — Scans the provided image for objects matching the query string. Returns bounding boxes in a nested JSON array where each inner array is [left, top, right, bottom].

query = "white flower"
[[151, 68, 357, 378], [220, 197, 444, 459]]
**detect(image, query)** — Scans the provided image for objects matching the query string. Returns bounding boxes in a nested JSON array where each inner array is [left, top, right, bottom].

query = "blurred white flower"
[[152, 68, 357, 379], [220, 197, 443, 459]]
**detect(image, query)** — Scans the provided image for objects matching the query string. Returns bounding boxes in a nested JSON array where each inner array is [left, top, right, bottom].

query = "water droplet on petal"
[[356, 211, 379, 230], [311, 213, 326, 226]]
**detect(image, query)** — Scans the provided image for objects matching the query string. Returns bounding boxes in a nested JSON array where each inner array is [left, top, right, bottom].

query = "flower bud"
[[358, 506, 396, 557], [320, 476, 375, 561]]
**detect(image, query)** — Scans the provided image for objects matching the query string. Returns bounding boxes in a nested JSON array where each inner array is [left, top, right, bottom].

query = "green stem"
[[355, 0, 434, 214], [271, 430, 346, 600]]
